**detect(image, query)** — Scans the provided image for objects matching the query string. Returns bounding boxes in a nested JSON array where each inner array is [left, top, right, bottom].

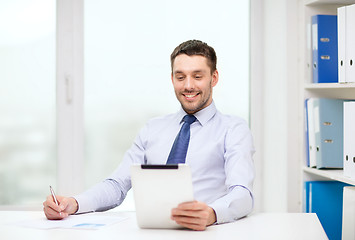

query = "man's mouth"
[[183, 93, 199, 100]]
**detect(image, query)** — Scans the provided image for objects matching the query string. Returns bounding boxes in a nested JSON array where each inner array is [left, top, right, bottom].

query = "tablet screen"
[[130, 164, 194, 229]]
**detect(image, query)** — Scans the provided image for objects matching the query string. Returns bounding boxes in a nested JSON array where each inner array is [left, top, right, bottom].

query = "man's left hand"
[[171, 201, 216, 231]]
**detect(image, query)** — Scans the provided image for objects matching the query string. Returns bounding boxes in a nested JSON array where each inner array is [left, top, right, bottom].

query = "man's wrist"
[[69, 197, 79, 215], [208, 207, 217, 225]]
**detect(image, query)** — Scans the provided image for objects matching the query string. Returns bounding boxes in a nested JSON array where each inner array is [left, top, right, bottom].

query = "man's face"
[[171, 54, 218, 115]]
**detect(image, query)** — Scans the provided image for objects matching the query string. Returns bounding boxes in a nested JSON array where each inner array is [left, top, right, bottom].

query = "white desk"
[[0, 211, 328, 240]]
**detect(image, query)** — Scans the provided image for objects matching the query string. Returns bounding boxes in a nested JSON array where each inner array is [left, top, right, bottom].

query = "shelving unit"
[[303, 167, 355, 185], [305, 0, 355, 5], [300, 0, 355, 206], [304, 83, 355, 99]]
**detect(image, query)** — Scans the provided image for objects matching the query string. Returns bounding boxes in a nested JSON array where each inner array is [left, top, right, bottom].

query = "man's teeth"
[[185, 94, 197, 98]]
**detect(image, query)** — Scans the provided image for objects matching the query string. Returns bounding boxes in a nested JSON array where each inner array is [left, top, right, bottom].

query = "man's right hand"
[[43, 195, 78, 220]]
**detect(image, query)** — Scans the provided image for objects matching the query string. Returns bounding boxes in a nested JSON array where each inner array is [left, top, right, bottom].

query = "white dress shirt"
[[74, 101, 255, 224]]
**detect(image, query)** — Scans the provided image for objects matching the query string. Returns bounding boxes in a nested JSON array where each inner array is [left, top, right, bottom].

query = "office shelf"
[[305, 0, 355, 6], [303, 167, 355, 186], [305, 82, 355, 89], [304, 83, 355, 99], [299, 0, 355, 221]]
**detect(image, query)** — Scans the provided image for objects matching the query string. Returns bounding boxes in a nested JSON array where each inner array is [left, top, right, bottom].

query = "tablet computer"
[[130, 164, 194, 229]]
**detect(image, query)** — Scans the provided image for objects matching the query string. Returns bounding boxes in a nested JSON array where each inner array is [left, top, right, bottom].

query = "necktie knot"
[[183, 114, 196, 125]]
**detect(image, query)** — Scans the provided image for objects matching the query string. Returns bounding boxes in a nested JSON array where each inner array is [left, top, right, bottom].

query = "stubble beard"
[[178, 85, 212, 114]]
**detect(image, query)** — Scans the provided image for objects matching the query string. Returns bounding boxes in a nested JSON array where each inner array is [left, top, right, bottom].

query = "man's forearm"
[[209, 186, 253, 224]]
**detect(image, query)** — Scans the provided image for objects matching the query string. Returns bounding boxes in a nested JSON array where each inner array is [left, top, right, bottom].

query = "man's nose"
[[184, 76, 194, 90]]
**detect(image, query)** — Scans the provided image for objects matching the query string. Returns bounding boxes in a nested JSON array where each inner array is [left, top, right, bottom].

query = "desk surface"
[[0, 211, 328, 240]]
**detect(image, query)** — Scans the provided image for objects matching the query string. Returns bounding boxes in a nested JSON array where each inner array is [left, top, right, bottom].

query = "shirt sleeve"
[[209, 119, 255, 224], [209, 186, 253, 223], [73, 124, 149, 214]]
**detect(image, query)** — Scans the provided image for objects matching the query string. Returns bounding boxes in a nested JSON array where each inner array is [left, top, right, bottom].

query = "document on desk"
[[13, 213, 127, 230]]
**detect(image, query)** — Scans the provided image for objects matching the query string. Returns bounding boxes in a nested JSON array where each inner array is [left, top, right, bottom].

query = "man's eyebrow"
[[192, 70, 205, 74], [173, 70, 206, 74]]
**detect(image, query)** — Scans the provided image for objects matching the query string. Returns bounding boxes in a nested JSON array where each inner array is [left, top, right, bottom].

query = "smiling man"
[[43, 40, 255, 231], [172, 53, 218, 115]]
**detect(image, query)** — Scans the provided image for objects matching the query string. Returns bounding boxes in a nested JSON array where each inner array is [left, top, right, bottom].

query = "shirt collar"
[[177, 101, 217, 126]]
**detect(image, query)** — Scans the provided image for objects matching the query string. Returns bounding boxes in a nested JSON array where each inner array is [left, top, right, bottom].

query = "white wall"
[[251, 0, 300, 212], [262, 0, 288, 212]]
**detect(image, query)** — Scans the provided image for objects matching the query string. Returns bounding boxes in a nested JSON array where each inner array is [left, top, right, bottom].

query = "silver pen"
[[49, 185, 59, 206]]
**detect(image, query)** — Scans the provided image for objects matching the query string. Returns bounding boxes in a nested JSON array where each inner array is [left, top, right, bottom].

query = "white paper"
[[12, 214, 127, 230]]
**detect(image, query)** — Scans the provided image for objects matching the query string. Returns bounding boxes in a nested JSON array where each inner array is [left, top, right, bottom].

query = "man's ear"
[[211, 70, 219, 87]]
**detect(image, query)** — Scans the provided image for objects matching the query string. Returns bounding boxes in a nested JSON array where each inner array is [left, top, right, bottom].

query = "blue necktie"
[[166, 114, 197, 164]]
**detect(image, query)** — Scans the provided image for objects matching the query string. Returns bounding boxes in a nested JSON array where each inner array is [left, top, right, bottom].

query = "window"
[[84, 0, 250, 210], [0, 0, 250, 209], [0, 0, 56, 206]]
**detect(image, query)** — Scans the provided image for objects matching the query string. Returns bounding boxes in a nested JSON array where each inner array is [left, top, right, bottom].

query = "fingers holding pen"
[[43, 195, 68, 220], [43, 195, 79, 220]]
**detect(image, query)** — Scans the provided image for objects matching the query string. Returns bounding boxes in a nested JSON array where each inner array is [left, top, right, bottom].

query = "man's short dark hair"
[[170, 40, 217, 74]]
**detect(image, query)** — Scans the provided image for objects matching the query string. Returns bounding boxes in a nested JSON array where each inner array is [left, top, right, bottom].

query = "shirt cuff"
[[208, 186, 253, 224], [209, 198, 232, 224], [73, 194, 95, 214]]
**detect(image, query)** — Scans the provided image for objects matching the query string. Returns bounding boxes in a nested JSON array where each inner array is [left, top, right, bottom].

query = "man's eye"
[[176, 76, 184, 80], [195, 75, 202, 79]]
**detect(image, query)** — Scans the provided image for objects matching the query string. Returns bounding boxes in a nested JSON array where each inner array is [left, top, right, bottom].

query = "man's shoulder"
[[215, 111, 248, 128], [214, 112, 253, 143], [145, 112, 178, 127]]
